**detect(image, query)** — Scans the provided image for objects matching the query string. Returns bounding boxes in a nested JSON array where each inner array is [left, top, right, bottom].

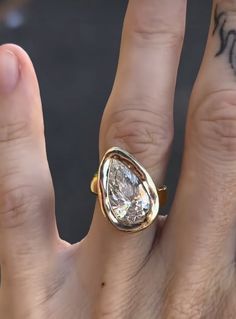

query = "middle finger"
[[80, 0, 187, 314]]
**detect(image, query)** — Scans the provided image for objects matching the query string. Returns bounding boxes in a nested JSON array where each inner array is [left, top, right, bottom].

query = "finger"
[[81, 0, 187, 304], [0, 44, 58, 280], [100, 0, 187, 183], [161, 0, 236, 282]]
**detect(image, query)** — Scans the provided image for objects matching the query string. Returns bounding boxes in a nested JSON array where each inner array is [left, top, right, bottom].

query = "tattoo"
[[213, 4, 236, 73]]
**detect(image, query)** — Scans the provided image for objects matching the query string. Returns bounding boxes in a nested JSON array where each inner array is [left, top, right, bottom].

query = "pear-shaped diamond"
[[107, 159, 151, 225]]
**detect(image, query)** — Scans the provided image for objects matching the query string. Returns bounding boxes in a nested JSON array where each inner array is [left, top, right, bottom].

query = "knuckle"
[[0, 183, 53, 229], [189, 91, 236, 162], [127, 6, 184, 47], [102, 100, 173, 169], [0, 121, 31, 144], [131, 26, 184, 48]]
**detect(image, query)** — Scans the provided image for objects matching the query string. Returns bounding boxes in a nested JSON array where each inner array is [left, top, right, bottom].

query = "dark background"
[[0, 0, 212, 243]]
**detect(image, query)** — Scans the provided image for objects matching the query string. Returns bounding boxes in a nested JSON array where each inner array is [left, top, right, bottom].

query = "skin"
[[0, 0, 236, 318]]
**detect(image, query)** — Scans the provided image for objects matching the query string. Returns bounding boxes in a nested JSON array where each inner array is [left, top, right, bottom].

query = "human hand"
[[0, 1, 236, 318]]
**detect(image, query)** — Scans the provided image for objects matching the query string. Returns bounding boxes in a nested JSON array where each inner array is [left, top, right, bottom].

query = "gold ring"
[[91, 147, 167, 233]]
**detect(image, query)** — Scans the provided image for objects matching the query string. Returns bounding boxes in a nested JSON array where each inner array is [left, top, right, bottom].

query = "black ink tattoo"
[[213, 4, 236, 73]]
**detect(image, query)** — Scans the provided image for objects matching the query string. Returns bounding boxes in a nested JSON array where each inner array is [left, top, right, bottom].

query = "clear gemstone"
[[107, 159, 151, 225]]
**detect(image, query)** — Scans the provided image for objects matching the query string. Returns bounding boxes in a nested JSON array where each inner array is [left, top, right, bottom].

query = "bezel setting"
[[97, 147, 160, 232]]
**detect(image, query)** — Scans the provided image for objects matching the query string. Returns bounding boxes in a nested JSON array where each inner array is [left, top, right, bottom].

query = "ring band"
[[91, 147, 167, 233]]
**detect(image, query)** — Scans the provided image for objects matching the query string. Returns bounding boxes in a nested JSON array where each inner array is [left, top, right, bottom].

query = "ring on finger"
[[91, 147, 167, 233]]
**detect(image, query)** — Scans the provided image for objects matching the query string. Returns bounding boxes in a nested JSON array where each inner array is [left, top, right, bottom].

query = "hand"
[[0, 1, 236, 318]]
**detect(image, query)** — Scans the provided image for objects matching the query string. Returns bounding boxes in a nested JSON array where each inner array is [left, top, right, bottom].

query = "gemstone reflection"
[[107, 159, 151, 225]]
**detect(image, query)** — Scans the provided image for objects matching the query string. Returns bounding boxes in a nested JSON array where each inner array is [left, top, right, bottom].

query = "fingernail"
[[0, 49, 19, 94]]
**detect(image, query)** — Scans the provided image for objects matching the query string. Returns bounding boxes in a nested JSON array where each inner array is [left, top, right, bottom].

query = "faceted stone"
[[107, 159, 151, 225]]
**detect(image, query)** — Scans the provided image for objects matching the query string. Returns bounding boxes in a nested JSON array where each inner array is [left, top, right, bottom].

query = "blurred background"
[[0, 0, 212, 243]]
